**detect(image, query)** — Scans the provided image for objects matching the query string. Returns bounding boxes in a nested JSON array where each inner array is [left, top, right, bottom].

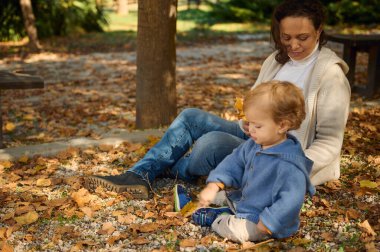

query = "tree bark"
[[20, 0, 41, 52], [117, 0, 129, 15], [136, 0, 177, 129]]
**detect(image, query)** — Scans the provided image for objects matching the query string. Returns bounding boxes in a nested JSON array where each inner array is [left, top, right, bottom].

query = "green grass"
[[104, 5, 269, 38], [1, 4, 270, 55]]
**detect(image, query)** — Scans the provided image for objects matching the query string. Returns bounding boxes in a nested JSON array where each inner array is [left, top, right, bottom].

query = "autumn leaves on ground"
[[0, 38, 379, 251]]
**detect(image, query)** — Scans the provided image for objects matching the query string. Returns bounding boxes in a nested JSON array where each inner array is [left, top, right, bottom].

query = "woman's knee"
[[186, 132, 244, 176], [193, 131, 244, 155], [178, 108, 205, 122]]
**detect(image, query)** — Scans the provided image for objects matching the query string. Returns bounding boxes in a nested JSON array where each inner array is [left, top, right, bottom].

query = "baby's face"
[[245, 105, 287, 149]]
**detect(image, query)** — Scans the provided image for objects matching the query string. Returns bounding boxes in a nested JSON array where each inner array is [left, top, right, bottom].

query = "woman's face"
[[279, 16, 321, 61]]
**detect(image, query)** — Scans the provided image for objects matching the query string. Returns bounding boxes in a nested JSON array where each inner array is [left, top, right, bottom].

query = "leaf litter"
[[0, 40, 379, 251]]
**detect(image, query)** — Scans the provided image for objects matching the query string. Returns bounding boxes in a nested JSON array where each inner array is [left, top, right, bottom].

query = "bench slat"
[[0, 70, 44, 89]]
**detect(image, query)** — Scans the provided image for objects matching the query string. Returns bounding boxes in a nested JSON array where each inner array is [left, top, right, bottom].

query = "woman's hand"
[[198, 183, 220, 207]]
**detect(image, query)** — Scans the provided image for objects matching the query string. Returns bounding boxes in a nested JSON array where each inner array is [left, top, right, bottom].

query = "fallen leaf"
[[321, 232, 335, 241], [359, 180, 378, 189], [346, 208, 361, 219], [80, 207, 94, 218], [5, 122, 16, 132], [365, 242, 378, 252], [291, 238, 311, 246], [180, 201, 199, 217], [131, 236, 149, 245], [98, 222, 115, 235], [18, 155, 29, 163], [107, 233, 129, 245], [36, 178, 52, 187], [0, 160, 13, 169], [14, 211, 39, 225], [180, 238, 197, 248], [1, 241, 14, 252], [71, 188, 92, 207], [117, 214, 136, 224], [144, 211, 155, 219], [359, 220, 377, 236]]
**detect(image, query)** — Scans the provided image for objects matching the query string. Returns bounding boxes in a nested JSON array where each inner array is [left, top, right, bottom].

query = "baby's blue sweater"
[[207, 134, 315, 238]]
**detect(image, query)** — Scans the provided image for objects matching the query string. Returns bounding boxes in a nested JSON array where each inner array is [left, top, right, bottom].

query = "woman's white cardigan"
[[253, 47, 351, 186]]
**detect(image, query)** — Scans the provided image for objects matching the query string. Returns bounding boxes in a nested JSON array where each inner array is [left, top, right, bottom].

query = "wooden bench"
[[327, 34, 380, 98], [0, 70, 44, 148]]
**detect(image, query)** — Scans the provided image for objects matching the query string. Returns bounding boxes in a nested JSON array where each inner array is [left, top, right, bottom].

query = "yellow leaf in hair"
[[234, 97, 246, 120]]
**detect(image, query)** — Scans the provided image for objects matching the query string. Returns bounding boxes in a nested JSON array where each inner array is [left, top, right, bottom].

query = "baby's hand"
[[198, 183, 220, 207]]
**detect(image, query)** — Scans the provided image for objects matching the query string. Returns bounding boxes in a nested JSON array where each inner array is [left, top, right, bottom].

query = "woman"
[[85, 0, 351, 199]]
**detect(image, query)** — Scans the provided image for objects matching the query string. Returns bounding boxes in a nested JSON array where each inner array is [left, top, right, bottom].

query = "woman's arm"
[[304, 64, 351, 174]]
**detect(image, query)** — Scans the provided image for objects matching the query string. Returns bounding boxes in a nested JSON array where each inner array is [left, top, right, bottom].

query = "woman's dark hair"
[[271, 0, 327, 64]]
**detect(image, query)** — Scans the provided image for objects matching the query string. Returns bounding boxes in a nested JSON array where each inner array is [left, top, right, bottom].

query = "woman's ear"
[[317, 26, 323, 40]]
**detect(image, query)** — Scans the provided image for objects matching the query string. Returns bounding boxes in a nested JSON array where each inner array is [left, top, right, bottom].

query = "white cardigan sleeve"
[[304, 63, 351, 174]]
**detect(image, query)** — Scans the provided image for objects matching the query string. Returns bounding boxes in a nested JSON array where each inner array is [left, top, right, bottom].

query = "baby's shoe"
[[192, 207, 232, 227], [173, 184, 192, 212]]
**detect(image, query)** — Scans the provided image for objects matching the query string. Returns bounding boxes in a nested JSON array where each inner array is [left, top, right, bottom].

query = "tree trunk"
[[20, 0, 41, 52], [136, 0, 177, 129], [117, 0, 129, 15]]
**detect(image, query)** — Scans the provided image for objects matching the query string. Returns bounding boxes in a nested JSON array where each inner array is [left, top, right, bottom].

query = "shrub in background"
[[0, 0, 108, 41], [206, 0, 380, 25]]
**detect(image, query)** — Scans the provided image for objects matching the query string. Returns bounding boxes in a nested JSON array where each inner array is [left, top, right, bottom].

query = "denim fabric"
[[127, 108, 248, 182]]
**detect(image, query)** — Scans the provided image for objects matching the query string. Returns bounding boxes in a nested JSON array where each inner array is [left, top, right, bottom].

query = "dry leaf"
[[0, 160, 13, 169], [139, 223, 160, 233], [234, 97, 245, 119], [144, 211, 155, 219], [359, 180, 378, 189], [36, 178, 52, 187], [346, 208, 361, 219], [98, 222, 115, 235], [80, 207, 94, 218], [1, 241, 14, 252], [359, 220, 377, 236], [131, 236, 149, 245], [18, 155, 29, 163], [14, 211, 39, 225], [180, 238, 197, 248], [321, 232, 334, 241], [200, 235, 214, 245], [365, 242, 378, 252], [5, 122, 16, 132], [23, 114, 35, 121], [117, 214, 136, 224], [71, 188, 92, 207], [180, 201, 199, 217]]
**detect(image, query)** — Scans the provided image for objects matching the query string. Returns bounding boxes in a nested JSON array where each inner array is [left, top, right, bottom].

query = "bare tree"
[[20, 0, 41, 52], [136, 0, 177, 129]]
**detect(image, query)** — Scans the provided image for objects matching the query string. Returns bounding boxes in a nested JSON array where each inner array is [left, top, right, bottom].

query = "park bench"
[[327, 34, 380, 98], [0, 70, 44, 148]]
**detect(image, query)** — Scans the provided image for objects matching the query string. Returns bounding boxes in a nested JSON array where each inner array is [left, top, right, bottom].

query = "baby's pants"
[[211, 191, 270, 243]]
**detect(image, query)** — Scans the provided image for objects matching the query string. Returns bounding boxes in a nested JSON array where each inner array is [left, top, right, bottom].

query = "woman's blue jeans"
[[128, 108, 249, 183]]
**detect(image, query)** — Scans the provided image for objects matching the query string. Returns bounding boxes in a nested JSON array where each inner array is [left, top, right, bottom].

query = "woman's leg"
[[85, 108, 246, 198], [170, 131, 247, 181], [129, 108, 247, 182]]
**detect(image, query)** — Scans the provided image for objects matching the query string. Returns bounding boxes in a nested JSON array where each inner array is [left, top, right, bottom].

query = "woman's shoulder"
[[317, 47, 349, 74]]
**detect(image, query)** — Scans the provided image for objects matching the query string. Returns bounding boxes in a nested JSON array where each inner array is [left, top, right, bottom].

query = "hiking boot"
[[173, 184, 192, 212], [84, 172, 150, 199], [192, 207, 233, 227]]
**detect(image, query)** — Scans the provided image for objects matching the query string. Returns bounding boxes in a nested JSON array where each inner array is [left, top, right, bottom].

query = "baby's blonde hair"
[[243, 80, 306, 130]]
